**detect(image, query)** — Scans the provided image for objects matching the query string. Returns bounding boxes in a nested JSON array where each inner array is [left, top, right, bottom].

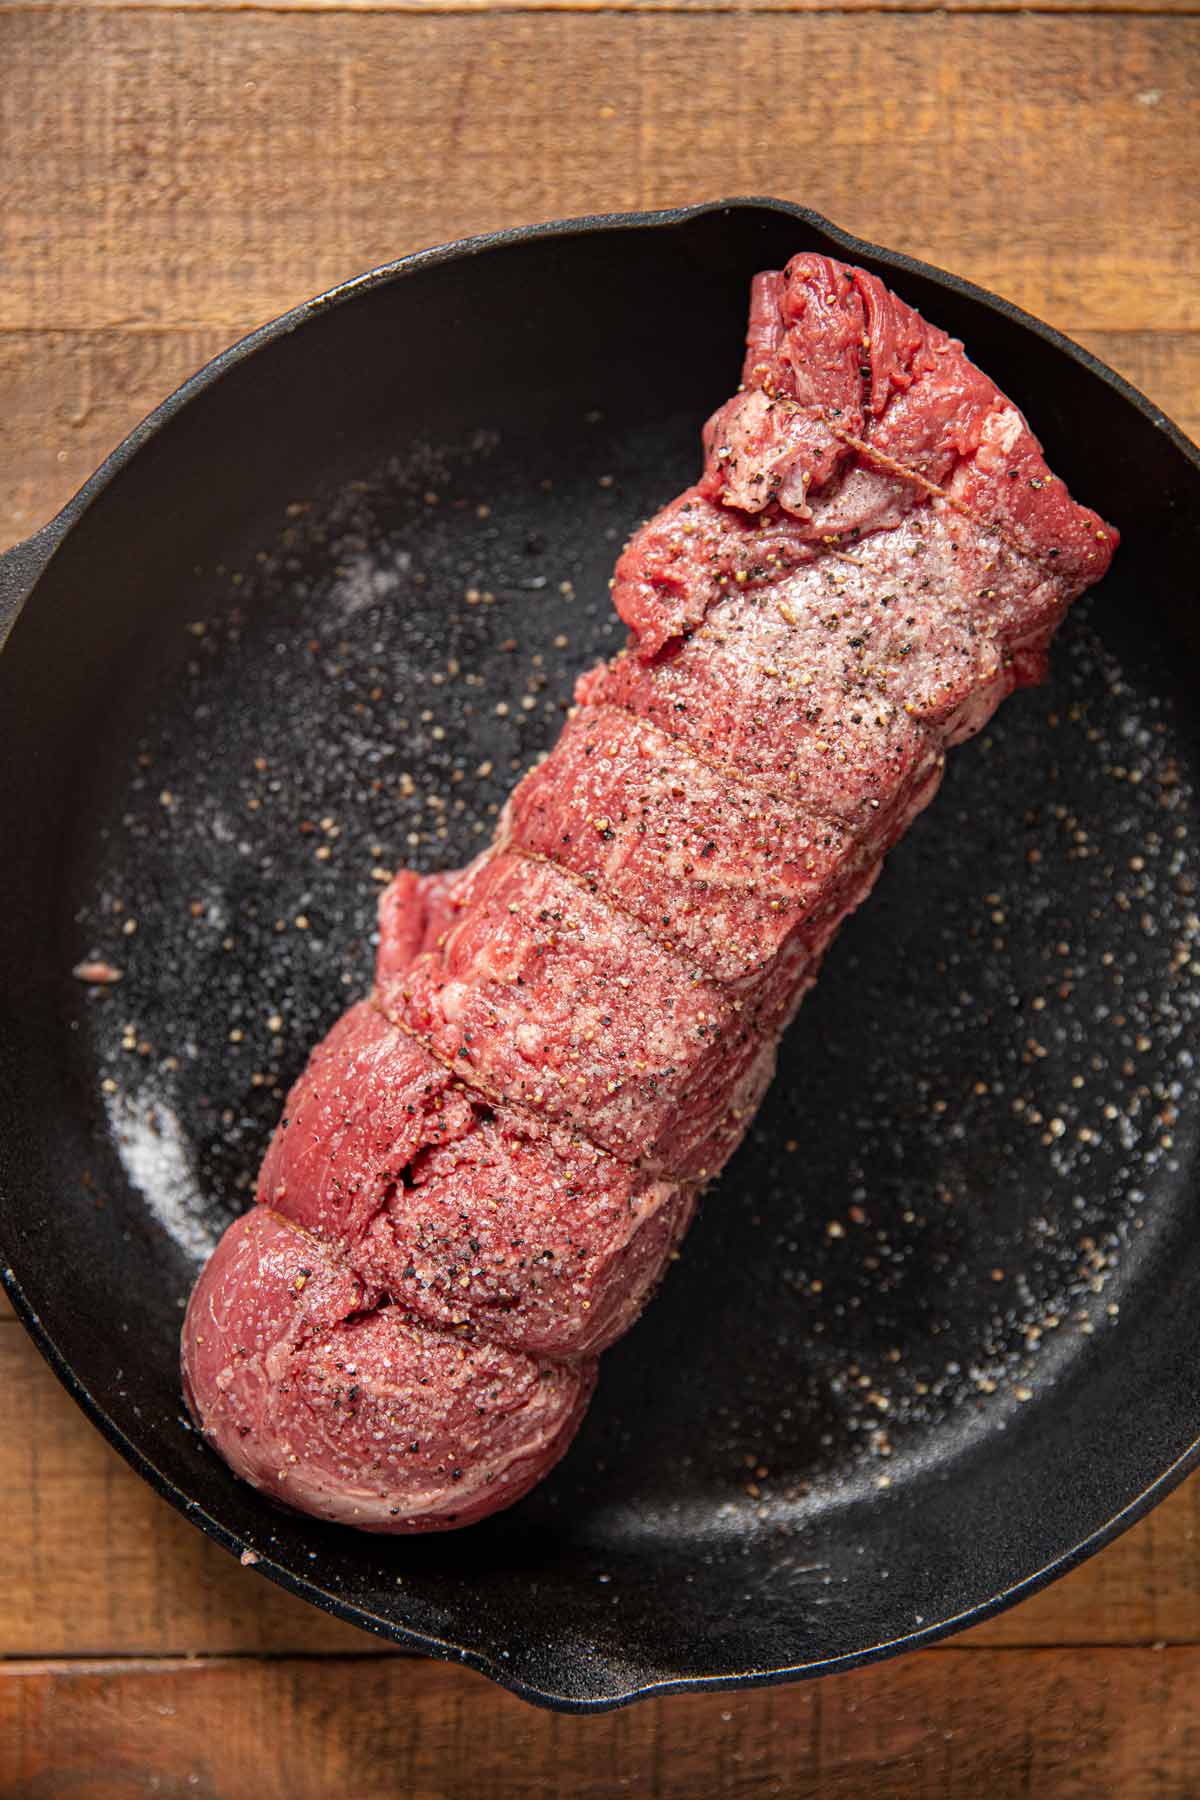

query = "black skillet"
[[3, 200, 1200, 1713]]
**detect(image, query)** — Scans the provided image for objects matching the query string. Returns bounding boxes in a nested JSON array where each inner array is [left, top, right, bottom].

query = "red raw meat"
[[355, 1112, 694, 1358], [501, 704, 866, 983], [182, 1206, 595, 1531], [376, 866, 463, 984], [183, 253, 1118, 1532], [377, 849, 784, 1180], [255, 999, 476, 1246], [251, 981, 692, 1360]]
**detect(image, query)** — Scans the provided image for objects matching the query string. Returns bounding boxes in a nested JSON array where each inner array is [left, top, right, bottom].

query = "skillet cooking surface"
[[2, 203, 1200, 1710]]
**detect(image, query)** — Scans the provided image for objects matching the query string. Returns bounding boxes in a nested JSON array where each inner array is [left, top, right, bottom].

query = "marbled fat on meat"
[[183, 253, 1118, 1531]]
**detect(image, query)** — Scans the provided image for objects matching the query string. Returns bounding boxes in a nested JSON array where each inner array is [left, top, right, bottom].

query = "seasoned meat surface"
[[502, 704, 865, 984], [182, 1206, 596, 1531], [183, 254, 1118, 1531]]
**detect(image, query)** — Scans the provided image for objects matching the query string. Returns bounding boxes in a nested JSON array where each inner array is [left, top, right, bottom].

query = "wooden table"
[[2, 2, 1198, 1792]]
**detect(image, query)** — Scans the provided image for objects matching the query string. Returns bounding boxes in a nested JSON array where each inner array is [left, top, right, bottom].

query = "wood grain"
[[4, 1648, 1200, 1798], [0, 1313, 1197, 1658], [0, 328, 239, 545], [6, 0, 1197, 14], [1, 12, 1197, 336]]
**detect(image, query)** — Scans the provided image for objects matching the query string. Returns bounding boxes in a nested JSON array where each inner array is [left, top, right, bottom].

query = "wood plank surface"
[[4, 1648, 1200, 1798], [6, 0, 1197, 13], [1, 13, 1197, 337], [0, 328, 238, 546]]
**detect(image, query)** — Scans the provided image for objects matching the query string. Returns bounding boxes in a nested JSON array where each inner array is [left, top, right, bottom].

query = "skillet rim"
[[3, 196, 1200, 1713], [4, 196, 1197, 608]]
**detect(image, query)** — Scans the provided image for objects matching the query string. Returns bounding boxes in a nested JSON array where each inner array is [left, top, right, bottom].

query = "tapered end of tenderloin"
[[182, 1206, 596, 1533]]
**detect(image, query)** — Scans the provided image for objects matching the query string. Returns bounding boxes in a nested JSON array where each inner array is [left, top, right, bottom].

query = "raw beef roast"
[[182, 255, 1118, 1531]]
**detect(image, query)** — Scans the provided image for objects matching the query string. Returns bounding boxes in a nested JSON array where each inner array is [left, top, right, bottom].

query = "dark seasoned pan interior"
[[2, 207, 1199, 1709]]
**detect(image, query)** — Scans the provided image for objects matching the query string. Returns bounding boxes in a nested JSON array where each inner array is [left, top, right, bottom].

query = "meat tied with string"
[[182, 253, 1117, 1531]]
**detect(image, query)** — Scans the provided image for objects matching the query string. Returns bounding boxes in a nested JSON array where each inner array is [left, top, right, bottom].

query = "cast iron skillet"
[[2, 200, 1200, 1713]]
